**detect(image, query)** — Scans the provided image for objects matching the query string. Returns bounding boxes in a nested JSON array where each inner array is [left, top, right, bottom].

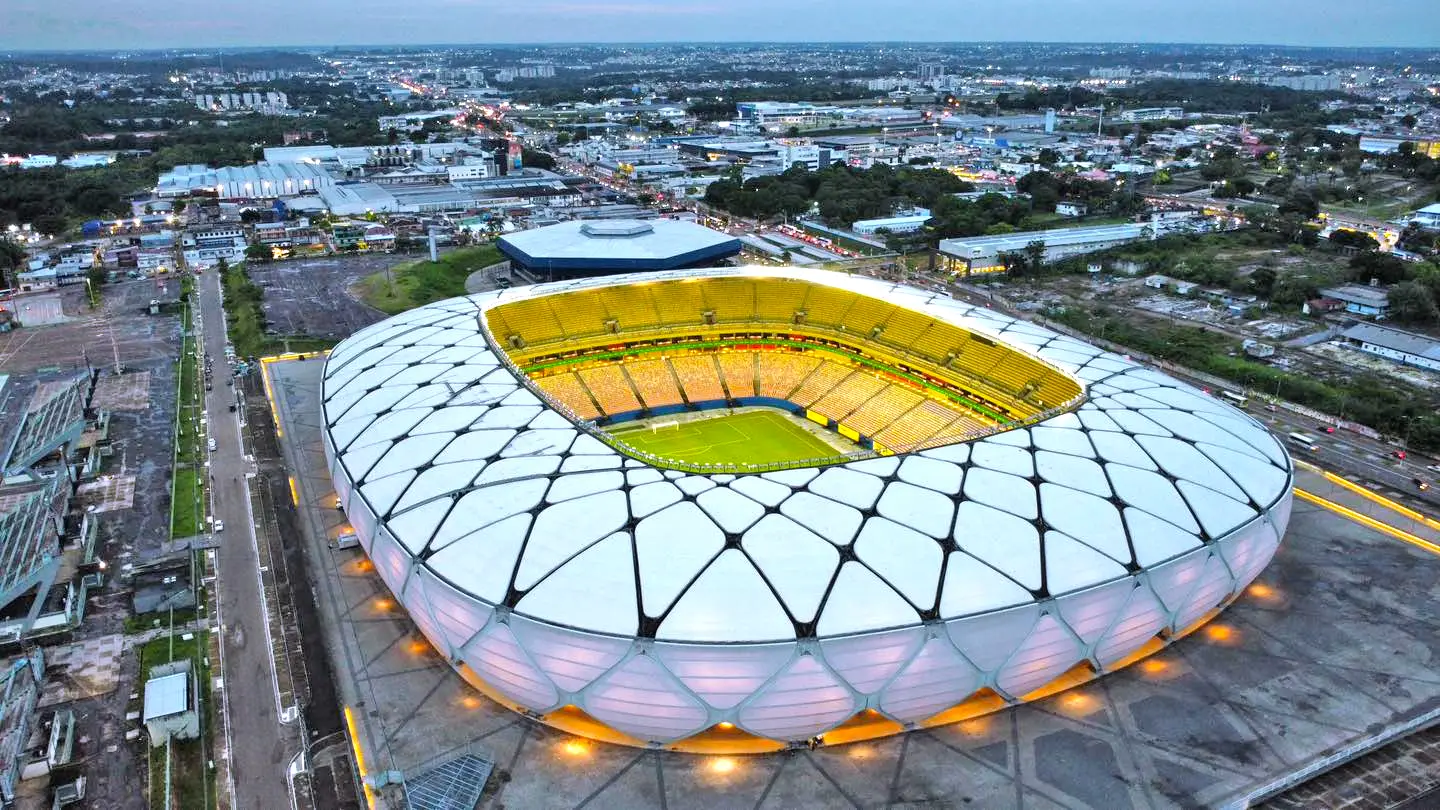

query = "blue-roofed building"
[[498, 220, 741, 280]]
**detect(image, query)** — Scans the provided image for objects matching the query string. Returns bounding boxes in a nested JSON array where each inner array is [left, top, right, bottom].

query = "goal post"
[[651, 420, 681, 434]]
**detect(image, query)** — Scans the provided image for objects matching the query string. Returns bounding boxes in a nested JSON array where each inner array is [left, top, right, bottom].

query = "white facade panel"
[[994, 613, 1084, 698], [655, 642, 796, 710], [737, 654, 857, 740], [583, 654, 710, 742], [463, 622, 561, 711], [509, 617, 631, 694], [879, 637, 982, 724]]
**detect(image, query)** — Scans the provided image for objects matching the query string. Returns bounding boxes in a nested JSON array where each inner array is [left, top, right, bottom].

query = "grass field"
[[356, 244, 503, 314], [609, 410, 846, 466]]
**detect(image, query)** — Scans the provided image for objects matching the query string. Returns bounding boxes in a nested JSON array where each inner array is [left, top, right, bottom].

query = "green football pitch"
[[607, 410, 847, 466]]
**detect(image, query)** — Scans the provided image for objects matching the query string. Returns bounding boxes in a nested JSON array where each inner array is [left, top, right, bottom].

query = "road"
[[937, 275, 1440, 509], [194, 268, 296, 810]]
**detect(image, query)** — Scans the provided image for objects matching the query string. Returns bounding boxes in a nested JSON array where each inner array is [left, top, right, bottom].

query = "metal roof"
[[938, 223, 1147, 258], [1319, 284, 1391, 307], [499, 219, 739, 264], [319, 265, 1293, 744], [1342, 322, 1440, 361], [142, 672, 188, 721]]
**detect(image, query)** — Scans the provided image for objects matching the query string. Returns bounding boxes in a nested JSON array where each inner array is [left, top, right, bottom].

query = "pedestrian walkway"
[[1262, 723, 1440, 810]]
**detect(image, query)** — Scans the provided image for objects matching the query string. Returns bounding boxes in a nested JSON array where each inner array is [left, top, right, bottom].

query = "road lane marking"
[[1295, 488, 1440, 556]]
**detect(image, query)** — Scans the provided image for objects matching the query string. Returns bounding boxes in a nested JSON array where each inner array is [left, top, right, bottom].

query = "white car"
[[207, 438, 217, 452], [213, 520, 225, 532]]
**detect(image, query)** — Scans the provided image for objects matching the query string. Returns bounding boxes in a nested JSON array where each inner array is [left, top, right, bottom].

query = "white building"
[[852, 210, 932, 235], [143, 662, 198, 744], [938, 222, 1157, 275], [194, 91, 289, 112], [1340, 323, 1440, 372], [155, 162, 335, 199], [1404, 203, 1440, 230], [1266, 74, 1342, 92], [377, 109, 463, 132], [1118, 107, 1184, 123], [447, 162, 492, 182], [182, 226, 247, 269]]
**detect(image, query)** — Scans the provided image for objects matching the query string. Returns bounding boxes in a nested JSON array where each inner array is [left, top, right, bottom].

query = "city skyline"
[[3, 0, 1439, 51]]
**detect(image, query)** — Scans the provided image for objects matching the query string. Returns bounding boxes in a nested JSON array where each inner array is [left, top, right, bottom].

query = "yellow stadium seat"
[[670, 355, 726, 403]]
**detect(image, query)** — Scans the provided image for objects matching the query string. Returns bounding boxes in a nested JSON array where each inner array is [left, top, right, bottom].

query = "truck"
[[331, 531, 359, 550]]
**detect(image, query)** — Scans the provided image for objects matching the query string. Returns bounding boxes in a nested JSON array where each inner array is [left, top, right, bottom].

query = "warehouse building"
[[936, 222, 1154, 275], [1340, 322, 1440, 372]]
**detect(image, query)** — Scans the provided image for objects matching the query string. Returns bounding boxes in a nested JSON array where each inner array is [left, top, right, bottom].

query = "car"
[[206, 438, 217, 452], [213, 519, 225, 532], [1264, 404, 1278, 412], [1395, 449, 1407, 460], [1324, 426, 1336, 434], [1427, 464, 1440, 474], [1413, 478, 1431, 492]]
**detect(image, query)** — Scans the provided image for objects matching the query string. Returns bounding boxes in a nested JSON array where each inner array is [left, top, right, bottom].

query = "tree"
[[1349, 251, 1410, 285], [86, 265, 106, 306], [1249, 265, 1277, 297], [998, 250, 1027, 277], [1387, 280, 1440, 325], [244, 242, 271, 262], [1401, 113, 1418, 129], [1279, 191, 1319, 220], [1328, 229, 1379, 251], [1023, 240, 1047, 274], [0, 238, 26, 289], [520, 146, 556, 170], [1037, 148, 1059, 167]]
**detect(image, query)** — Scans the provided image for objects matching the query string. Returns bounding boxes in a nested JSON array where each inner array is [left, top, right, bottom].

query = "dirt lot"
[[248, 255, 403, 340], [0, 279, 180, 374]]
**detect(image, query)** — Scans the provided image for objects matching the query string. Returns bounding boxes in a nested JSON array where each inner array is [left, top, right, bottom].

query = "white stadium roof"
[[320, 265, 1293, 746]]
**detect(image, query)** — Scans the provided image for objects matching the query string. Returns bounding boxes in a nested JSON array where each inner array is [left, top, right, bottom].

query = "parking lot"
[[0, 279, 181, 374], [248, 255, 403, 339]]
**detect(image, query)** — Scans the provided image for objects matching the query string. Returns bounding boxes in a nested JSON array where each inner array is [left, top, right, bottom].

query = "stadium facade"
[[496, 219, 742, 279], [320, 266, 1293, 751]]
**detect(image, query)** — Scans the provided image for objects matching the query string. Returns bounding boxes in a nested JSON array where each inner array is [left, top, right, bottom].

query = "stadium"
[[319, 266, 1294, 752]]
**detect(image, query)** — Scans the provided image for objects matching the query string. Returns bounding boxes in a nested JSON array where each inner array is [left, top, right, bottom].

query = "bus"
[[1286, 432, 1320, 451], [1218, 390, 1247, 408]]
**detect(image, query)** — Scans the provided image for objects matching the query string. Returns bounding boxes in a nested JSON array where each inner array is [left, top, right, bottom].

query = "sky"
[[2, 0, 1438, 51]]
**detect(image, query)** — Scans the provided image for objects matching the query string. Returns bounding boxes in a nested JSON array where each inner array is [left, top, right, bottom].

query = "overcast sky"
[[3, 0, 1437, 51]]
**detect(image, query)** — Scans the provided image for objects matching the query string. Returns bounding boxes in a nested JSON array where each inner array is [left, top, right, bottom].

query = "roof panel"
[[636, 502, 724, 617], [809, 468, 885, 510], [697, 487, 765, 534], [516, 490, 629, 591], [658, 550, 793, 642], [742, 514, 838, 623], [875, 481, 955, 539], [816, 562, 919, 636], [896, 456, 964, 495], [952, 502, 1041, 591], [1044, 531, 1128, 595], [427, 513, 531, 603], [939, 551, 1035, 618], [515, 533, 637, 635], [853, 518, 943, 611], [778, 491, 863, 547]]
